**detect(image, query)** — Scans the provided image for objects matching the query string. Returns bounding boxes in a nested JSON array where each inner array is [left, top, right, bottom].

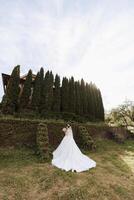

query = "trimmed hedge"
[[36, 123, 50, 161], [0, 117, 38, 147], [0, 117, 130, 159], [78, 126, 96, 150]]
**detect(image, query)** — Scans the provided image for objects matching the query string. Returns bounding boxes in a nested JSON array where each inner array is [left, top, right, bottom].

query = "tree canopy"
[[1, 66, 105, 122]]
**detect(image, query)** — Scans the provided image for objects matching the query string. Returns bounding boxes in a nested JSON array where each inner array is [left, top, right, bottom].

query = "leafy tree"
[[2, 65, 20, 114], [106, 100, 134, 128]]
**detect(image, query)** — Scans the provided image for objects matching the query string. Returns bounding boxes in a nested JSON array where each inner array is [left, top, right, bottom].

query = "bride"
[[51, 124, 96, 172]]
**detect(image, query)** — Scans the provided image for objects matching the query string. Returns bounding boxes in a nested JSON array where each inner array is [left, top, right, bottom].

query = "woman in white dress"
[[51, 124, 96, 172]]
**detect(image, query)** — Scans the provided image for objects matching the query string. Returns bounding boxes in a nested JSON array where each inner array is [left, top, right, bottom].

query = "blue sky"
[[0, 0, 134, 111]]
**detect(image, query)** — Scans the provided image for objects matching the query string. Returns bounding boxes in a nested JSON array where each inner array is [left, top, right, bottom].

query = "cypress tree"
[[31, 71, 41, 111], [19, 69, 32, 110], [86, 83, 92, 119], [2, 65, 20, 114], [75, 81, 81, 115], [88, 83, 96, 120], [38, 67, 44, 112], [53, 74, 61, 112], [97, 89, 105, 121], [61, 77, 69, 112], [68, 77, 75, 113], [80, 79, 88, 115], [93, 87, 100, 120], [40, 70, 54, 112], [40, 70, 50, 112], [91, 84, 100, 120], [2, 66, 104, 121], [47, 71, 54, 111], [40, 67, 44, 84]]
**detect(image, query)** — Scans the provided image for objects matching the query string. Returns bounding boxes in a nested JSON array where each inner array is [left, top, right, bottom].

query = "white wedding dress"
[[52, 127, 96, 172]]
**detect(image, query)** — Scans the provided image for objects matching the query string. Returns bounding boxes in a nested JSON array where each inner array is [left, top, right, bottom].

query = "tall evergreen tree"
[[19, 69, 32, 110], [38, 67, 44, 112], [80, 79, 88, 115], [2, 65, 20, 114], [53, 74, 61, 112], [91, 84, 100, 120], [88, 83, 96, 120], [86, 83, 92, 119], [75, 81, 81, 115], [68, 77, 75, 113], [97, 89, 105, 121], [40, 67, 44, 83], [31, 71, 41, 111], [40, 70, 50, 112], [47, 71, 54, 111], [61, 77, 69, 112], [93, 87, 100, 120], [40, 70, 54, 112], [1, 65, 105, 121]]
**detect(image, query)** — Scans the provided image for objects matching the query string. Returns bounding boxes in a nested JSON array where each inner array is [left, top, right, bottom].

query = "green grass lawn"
[[0, 139, 134, 200]]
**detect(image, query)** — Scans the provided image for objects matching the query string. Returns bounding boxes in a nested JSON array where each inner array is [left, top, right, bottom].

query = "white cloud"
[[0, 0, 134, 111]]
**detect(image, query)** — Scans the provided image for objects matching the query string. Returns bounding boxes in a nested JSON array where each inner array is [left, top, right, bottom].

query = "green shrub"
[[36, 123, 50, 161], [40, 111, 62, 120], [61, 112, 86, 123], [13, 110, 40, 119], [78, 125, 96, 151]]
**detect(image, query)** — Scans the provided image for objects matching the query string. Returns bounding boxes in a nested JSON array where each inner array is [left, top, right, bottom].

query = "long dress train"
[[51, 127, 96, 172]]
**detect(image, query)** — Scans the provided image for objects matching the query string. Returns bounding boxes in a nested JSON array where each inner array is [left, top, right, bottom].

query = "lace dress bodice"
[[65, 127, 73, 137]]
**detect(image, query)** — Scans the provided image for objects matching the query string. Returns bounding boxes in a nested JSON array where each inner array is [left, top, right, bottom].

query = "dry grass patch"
[[0, 139, 134, 200]]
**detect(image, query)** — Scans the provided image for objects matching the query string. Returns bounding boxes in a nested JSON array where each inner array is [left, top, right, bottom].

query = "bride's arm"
[[65, 128, 70, 135], [65, 130, 68, 135], [62, 127, 68, 135]]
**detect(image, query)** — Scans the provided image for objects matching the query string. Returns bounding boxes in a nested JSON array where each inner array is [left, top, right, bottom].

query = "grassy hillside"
[[0, 139, 134, 200]]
